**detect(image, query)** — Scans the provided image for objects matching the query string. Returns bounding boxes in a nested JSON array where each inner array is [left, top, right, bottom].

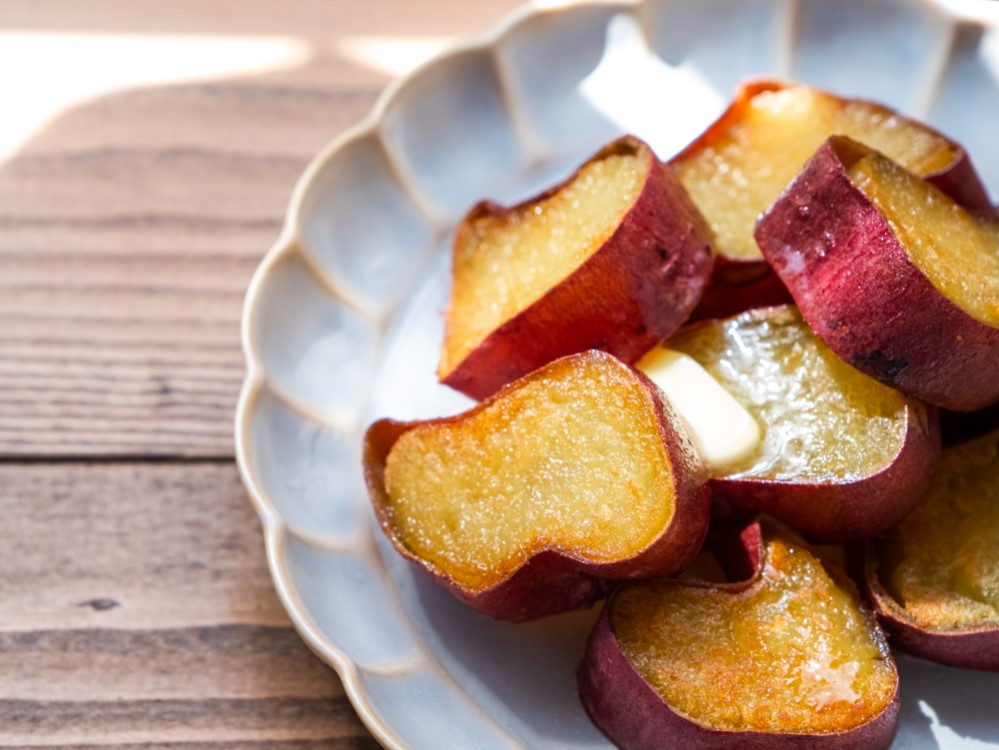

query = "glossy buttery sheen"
[[442, 153, 645, 375], [667, 307, 908, 482], [675, 84, 958, 261], [612, 535, 896, 733], [383, 355, 676, 592]]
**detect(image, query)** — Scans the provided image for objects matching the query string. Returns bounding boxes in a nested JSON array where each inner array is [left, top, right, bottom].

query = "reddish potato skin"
[[863, 546, 999, 671], [440, 137, 714, 401], [364, 353, 711, 621], [578, 519, 901, 749], [673, 79, 991, 323], [710, 400, 941, 543], [688, 255, 792, 322], [756, 137, 999, 411]]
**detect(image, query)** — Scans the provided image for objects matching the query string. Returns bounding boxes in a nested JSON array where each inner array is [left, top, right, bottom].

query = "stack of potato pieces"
[[363, 80, 999, 749]]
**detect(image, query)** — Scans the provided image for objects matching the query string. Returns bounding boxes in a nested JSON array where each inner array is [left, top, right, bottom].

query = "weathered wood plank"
[[0, 58, 378, 457], [0, 626, 340, 702], [0, 0, 521, 37], [1, 697, 377, 746], [0, 462, 379, 747], [0, 0, 523, 457], [0, 463, 288, 630]]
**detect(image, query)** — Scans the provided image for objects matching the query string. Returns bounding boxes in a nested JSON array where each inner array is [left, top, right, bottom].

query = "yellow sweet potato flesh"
[[441, 149, 647, 375], [614, 533, 895, 733], [668, 307, 907, 481], [848, 152, 999, 327], [875, 429, 999, 629], [383, 354, 675, 592], [675, 84, 958, 261]]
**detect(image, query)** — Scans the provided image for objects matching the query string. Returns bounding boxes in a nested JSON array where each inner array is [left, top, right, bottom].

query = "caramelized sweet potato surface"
[[848, 152, 999, 328], [668, 306, 909, 482], [613, 535, 894, 733], [874, 428, 999, 630], [757, 136, 999, 411], [366, 351, 710, 620], [673, 80, 983, 262], [665, 306, 938, 541], [387, 354, 677, 590], [442, 150, 645, 376], [438, 136, 713, 401], [579, 520, 899, 749]]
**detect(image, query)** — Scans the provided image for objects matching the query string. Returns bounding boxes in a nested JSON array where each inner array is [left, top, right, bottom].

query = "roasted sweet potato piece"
[[865, 426, 999, 670], [439, 136, 713, 400], [756, 136, 999, 411], [579, 519, 900, 749], [664, 305, 939, 541], [673, 79, 989, 320], [365, 351, 710, 621]]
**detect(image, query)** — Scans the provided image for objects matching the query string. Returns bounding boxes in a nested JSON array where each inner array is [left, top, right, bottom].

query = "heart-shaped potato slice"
[[662, 305, 939, 541], [864, 426, 999, 670], [364, 351, 710, 621], [439, 135, 713, 401], [672, 79, 989, 320], [756, 136, 999, 411], [579, 519, 899, 749]]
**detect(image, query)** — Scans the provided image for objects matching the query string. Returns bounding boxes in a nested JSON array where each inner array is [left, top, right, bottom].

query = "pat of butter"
[[636, 348, 761, 472]]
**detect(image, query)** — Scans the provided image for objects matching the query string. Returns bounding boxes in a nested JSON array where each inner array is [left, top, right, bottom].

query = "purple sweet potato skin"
[[364, 352, 710, 622], [440, 137, 714, 402], [863, 546, 999, 671], [710, 400, 941, 543], [689, 256, 793, 322], [578, 521, 901, 749], [673, 78, 991, 323], [925, 150, 994, 212], [756, 136, 999, 411]]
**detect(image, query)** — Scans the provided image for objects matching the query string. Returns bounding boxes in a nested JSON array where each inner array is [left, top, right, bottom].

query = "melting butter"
[[637, 348, 761, 471]]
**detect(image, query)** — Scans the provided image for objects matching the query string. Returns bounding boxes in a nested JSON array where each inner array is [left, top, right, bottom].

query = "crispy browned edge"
[[578, 517, 900, 750], [438, 135, 714, 400], [675, 78, 991, 322], [862, 543, 999, 672], [756, 136, 999, 411], [365, 350, 710, 621]]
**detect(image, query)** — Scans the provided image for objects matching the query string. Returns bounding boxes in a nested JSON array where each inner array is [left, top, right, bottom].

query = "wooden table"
[[1, 1, 520, 745]]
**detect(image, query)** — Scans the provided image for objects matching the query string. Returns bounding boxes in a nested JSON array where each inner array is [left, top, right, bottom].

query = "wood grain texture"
[[0, 462, 377, 747], [0, 0, 522, 458], [3, 1, 525, 746], [0, 71, 373, 458], [2, 462, 287, 631]]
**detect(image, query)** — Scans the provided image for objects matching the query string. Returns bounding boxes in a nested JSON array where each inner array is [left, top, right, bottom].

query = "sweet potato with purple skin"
[[579, 518, 900, 749], [438, 136, 713, 401], [365, 351, 710, 621], [666, 305, 940, 542], [863, 426, 999, 671], [672, 79, 990, 321], [756, 136, 999, 411]]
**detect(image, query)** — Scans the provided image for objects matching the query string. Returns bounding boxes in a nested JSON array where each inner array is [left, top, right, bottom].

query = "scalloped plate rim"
[[234, 0, 999, 747]]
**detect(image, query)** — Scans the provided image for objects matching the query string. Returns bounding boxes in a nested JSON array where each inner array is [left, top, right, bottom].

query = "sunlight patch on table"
[[0, 32, 308, 161], [335, 36, 453, 77]]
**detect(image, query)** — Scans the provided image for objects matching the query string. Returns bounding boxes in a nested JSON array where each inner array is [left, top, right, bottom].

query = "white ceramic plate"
[[236, 0, 999, 747]]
